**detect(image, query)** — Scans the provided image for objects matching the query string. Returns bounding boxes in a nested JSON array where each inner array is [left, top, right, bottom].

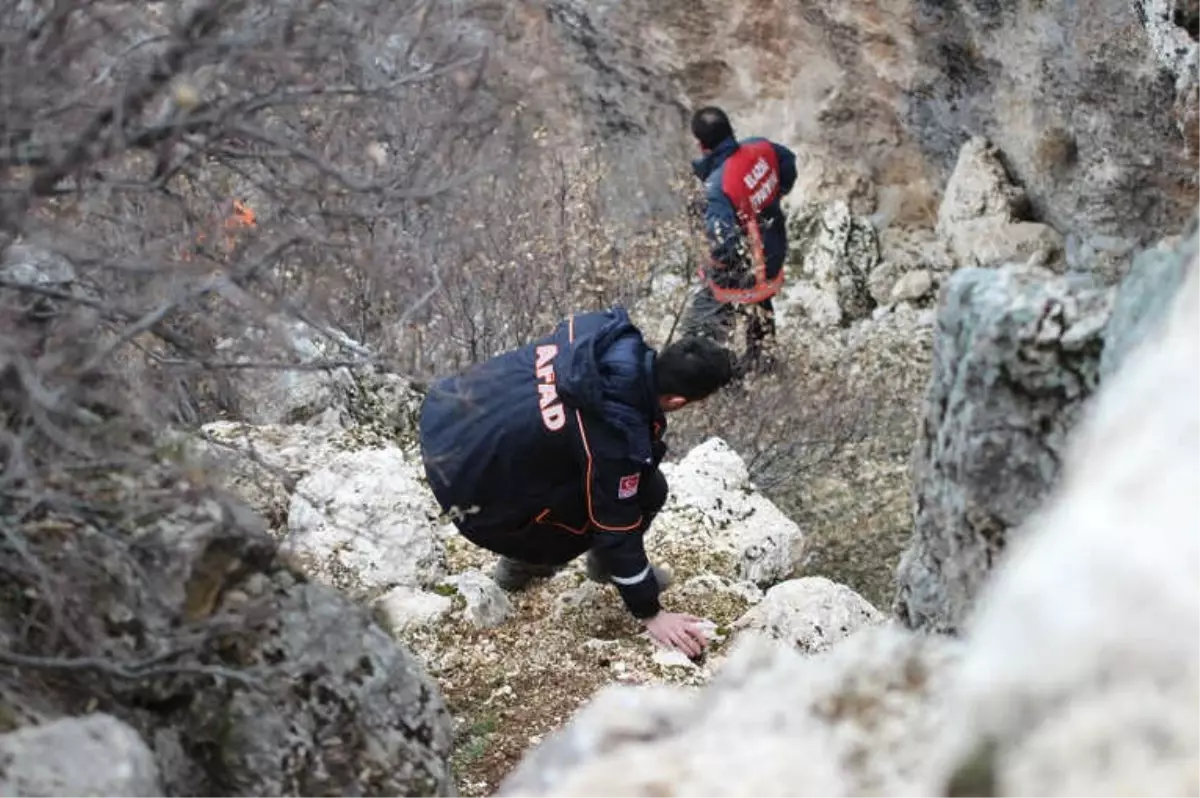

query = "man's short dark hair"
[[656, 336, 735, 401], [691, 106, 735, 150]]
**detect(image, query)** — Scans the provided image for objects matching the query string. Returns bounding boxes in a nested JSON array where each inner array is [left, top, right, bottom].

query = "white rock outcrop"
[[0, 714, 162, 797], [192, 373, 426, 533], [191, 421, 350, 529], [868, 226, 954, 308], [776, 201, 878, 328], [374, 585, 454, 635], [732, 576, 885, 654], [650, 438, 806, 587], [936, 137, 1064, 269], [442, 569, 514, 629], [284, 446, 448, 596], [930, 236, 1200, 795], [500, 626, 963, 796]]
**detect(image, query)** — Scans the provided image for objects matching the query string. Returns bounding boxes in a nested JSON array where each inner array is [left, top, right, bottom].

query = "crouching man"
[[418, 307, 734, 656]]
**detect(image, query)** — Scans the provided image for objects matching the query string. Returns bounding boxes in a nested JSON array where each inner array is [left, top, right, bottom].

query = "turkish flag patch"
[[617, 472, 640, 500]]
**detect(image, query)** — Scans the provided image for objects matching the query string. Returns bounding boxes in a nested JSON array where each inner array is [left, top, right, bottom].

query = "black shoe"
[[492, 556, 561, 592]]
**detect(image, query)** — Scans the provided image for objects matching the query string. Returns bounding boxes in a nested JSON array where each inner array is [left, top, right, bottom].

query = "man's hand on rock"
[[642, 611, 710, 658]]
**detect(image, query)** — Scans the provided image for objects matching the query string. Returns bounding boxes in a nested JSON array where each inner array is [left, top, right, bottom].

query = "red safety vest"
[[697, 140, 785, 304]]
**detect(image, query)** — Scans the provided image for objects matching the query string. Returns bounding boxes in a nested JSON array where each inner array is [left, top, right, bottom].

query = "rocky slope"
[[497, 213, 1200, 798], [0, 459, 455, 796], [2, 2, 1197, 795], [191, 409, 814, 795], [538, 0, 1198, 252], [149, 175, 1194, 796], [8, 215, 1193, 795]]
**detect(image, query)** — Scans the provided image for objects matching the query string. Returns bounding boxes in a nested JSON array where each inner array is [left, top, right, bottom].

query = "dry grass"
[[398, 535, 753, 796], [663, 304, 935, 609]]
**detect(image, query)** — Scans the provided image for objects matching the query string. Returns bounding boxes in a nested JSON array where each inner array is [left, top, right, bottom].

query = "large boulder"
[[930, 228, 1200, 795], [133, 491, 455, 795], [190, 373, 426, 532], [777, 201, 878, 328], [935, 137, 1065, 270], [284, 446, 448, 599], [1101, 218, 1199, 379], [649, 437, 806, 588], [0, 714, 161, 797], [731, 576, 885, 655], [180, 575, 455, 796], [8, 460, 457, 796], [893, 262, 1113, 632], [498, 625, 963, 796], [189, 420, 352, 531]]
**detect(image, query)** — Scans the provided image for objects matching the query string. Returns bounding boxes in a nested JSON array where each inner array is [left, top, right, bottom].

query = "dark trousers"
[[681, 286, 777, 366], [455, 469, 669, 567]]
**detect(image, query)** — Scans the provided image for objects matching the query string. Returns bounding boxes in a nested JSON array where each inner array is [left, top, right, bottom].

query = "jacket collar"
[[691, 137, 739, 181]]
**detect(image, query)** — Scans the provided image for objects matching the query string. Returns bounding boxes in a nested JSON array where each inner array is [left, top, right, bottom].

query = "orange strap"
[[698, 216, 783, 304]]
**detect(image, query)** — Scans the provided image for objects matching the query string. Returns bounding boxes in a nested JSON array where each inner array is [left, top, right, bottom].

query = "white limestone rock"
[[777, 201, 878, 328], [374, 585, 454, 635], [284, 446, 447, 597], [650, 437, 806, 587], [932, 241, 1200, 795], [732, 576, 885, 654], [890, 268, 935, 303], [0, 714, 162, 797], [936, 137, 1064, 269], [501, 626, 963, 796], [190, 421, 349, 530], [443, 569, 513, 629]]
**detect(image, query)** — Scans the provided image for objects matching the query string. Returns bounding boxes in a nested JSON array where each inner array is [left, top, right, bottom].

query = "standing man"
[[418, 306, 734, 657], [683, 106, 798, 368]]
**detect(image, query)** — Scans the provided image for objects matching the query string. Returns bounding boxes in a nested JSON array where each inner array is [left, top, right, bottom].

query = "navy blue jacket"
[[418, 307, 668, 618], [693, 136, 798, 278]]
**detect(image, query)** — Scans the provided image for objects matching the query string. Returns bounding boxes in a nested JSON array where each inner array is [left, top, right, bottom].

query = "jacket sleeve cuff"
[[616, 573, 661, 619]]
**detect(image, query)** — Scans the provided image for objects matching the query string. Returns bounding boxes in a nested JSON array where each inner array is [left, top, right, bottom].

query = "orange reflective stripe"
[[534, 508, 588, 535], [699, 212, 784, 304], [575, 409, 642, 533], [705, 270, 784, 304]]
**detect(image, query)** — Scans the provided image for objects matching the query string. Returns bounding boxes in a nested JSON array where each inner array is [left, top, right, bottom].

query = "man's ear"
[[660, 395, 689, 412]]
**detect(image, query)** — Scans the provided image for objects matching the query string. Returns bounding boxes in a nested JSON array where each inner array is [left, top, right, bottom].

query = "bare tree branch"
[[29, 0, 232, 197]]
